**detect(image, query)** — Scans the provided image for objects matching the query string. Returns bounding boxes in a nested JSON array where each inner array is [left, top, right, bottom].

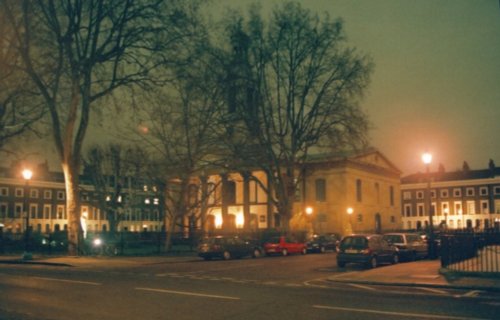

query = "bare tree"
[[83, 144, 149, 236], [131, 62, 223, 249], [0, 6, 43, 149], [215, 2, 373, 231], [2, 0, 194, 254]]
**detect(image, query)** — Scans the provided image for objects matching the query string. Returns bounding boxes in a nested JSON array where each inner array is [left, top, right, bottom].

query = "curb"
[[0, 259, 72, 267], [327, 277, 500, 293]]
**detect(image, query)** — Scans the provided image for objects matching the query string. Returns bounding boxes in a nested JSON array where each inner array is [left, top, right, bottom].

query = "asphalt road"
[[1, 252, 499, 320]]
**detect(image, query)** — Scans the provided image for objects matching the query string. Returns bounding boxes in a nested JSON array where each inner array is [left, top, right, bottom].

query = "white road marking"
[[135, 287, 240, 300], [348, 283, 376, 291], [411, 275, 440, 279], [32, 276, 101, 286], [462, 290, 481, 297], [416, 287, 448, 295], [313, 305, 488, 320]]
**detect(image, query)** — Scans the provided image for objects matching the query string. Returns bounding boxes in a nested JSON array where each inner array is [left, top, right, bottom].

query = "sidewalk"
[[0, 253, 197, 269], [328, 260, 500, 292]]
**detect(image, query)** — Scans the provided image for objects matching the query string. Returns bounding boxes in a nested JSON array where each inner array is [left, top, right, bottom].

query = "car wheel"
[[301, 248, 307, 255], [367, 256, 378, 269], [252, 248, 262, 258], [223, 251, 231, 260], [337, 261, 345, 268], [320, 246, 326, 253], [392, 253, 399, 264], [282, 249, 288, 256]]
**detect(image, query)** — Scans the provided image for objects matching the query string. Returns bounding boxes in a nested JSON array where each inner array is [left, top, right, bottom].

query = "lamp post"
[[422, 152, 436, 259], [22, 168, 33, 260], [347, 207, 353, 234], [305, 206, 314, 236]]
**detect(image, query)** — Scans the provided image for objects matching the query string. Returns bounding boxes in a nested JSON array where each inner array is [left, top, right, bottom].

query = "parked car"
[[337, 234, 399, 268], [306, 234, 339, 253], [263, 236, 307, 256], [383, 232, 428, 261], [197, 236, 262, 261]]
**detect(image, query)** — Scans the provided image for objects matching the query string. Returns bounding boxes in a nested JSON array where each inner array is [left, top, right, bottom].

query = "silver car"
[[383, 233, 428, 261]]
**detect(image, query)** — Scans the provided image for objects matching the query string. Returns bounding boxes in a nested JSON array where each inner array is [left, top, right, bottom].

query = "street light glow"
[[305, 207, 313, 215], [347, 207, 353, 215], [422, 152, 432, 165], [22, 169, 33, 181]]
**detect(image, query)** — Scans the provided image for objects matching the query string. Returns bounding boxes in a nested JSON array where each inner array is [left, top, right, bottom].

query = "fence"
[[0, 231, 199, 256], [440, 230, 500, 273]]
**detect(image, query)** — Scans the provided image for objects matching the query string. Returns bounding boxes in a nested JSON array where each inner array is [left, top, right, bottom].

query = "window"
[[15, 188, 24, 197], [44, 190, 52, 199], [440, 189, 449, 198], [81, 193, 89, 201], [495, 186, 500, 195], [430, 190, 436, 199], [43, 205, 51, 219], [56, 205, 65, 219], [57, 191, 65, 200], [441, 202, 449, 217], [315, 179, 326, 202], [416, 191, 424, 200], [466, 188, 474, 197], [404, 204, 412, 217], [403, 191, 411, 200], [375, 183, 380, 203], [356, 179, 362, 202], [389, 186, 394, 206], [480, 200, 489, 214], [390, 216, 396, 223], [30, 189, 39, 198], [454, 202, 462, 215], [30, 204, 38, 219], [15, 203, 22, 218], [0, 187, 8, 196], [0, 203, 7, 218], [453, 188, 461, 197], [417, 203, 424, 216], [431, 203, 437, 216], [466, 201, 476, 214], [479, 187, 488, 196], [357, 213, 363, 222]]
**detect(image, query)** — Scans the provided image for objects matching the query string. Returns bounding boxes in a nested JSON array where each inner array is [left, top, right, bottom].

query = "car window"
[[383, 235, 404, 243], [407, 235, 420, 243], [269, 237, 280, 244], [341, 236, 367, 249]]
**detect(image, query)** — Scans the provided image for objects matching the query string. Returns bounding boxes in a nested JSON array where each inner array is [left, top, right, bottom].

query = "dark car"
[[306, 234, 339, 253], [263, 236, 307, 256], [337, 234, 399, 268], [197, 236, 262, 261], [383, 233, 428, 261]]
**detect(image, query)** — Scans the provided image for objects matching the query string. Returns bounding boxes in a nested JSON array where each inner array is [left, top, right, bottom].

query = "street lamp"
[[347, 207, 353, 234], [421, 152, 436, 259], [22, 168, 33, 260]]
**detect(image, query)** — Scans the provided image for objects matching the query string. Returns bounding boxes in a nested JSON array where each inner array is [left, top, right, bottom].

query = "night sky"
[[212, 0, 500, 175], [8, 0, 500, 177]]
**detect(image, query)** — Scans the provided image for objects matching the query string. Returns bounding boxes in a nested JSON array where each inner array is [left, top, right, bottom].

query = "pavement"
[[1, 254, 499, 293]]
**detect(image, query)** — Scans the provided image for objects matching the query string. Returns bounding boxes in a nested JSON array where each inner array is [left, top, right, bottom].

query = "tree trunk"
[[61, 162, 81, 256]]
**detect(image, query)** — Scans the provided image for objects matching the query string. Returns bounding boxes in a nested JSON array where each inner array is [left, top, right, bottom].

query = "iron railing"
[[440, 230, 500, 273]]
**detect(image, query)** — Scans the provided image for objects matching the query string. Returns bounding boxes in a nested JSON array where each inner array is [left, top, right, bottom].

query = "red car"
[[263, 236, 307, 256]]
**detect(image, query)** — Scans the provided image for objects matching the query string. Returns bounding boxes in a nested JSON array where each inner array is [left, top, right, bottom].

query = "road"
[[1, 252, 498, 320]]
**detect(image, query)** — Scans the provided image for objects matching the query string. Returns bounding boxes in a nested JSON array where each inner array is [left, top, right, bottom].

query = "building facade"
[[401, 166, 500, 231], [0, 165, 163, 237], [203, 149, 402, 237]]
